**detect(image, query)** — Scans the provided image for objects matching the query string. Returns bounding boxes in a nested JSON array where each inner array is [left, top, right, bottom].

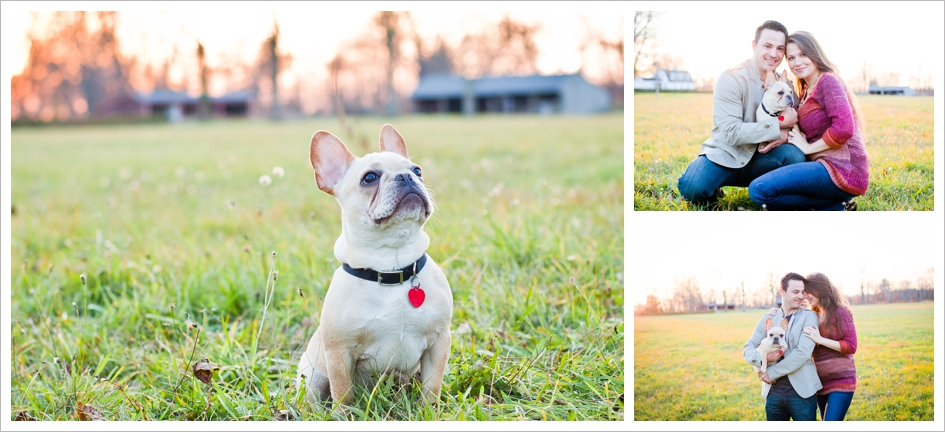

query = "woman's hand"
[[788, 125, 809, 148], [802, 325, 822, 345]]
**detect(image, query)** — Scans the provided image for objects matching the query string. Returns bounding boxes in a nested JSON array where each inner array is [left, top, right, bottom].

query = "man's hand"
[[760, 372, 773, 384], [778, 107, 797, 129], [766, 350, 782, 363], [758, 129, 789, 154]]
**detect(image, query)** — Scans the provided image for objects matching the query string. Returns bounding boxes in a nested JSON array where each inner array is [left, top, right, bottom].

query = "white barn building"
[[633, 68, 696, 92]]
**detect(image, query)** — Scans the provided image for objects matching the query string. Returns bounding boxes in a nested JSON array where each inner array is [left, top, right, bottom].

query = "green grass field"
[[9, 113, 624, 420], [634, 303, 934, 421], [633, 93, 934, 210]]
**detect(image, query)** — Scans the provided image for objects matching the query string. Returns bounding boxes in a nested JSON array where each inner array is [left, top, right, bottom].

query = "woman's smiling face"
[[787, 42, 819, 81]]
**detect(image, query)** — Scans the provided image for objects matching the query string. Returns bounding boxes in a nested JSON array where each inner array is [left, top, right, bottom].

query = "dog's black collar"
[[342, 254, 427, 285], [760, 102, 782, 117]]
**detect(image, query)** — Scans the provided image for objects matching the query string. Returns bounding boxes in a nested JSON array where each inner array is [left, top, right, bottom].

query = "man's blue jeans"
[[766, 393, 818, 421], [677, 144, 805, 204], [749, 161, 856, 211], [817, 391, 854, 421]]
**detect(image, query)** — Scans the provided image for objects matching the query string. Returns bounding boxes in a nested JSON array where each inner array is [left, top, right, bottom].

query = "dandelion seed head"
[[272, 166, 285, 178], [80, 274, 86, 285], [259, 175, 272, 186]]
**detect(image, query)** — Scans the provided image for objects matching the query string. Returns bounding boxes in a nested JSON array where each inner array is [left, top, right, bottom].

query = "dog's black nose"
[[394, 173, 414, 184]]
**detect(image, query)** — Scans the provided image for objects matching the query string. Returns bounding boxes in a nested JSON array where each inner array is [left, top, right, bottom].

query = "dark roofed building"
[[411, 73, 611, 114], [134, 89, 255, 121], [868, 84, 916, 96]]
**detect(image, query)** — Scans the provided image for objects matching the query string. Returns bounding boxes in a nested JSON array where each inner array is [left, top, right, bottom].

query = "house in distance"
[[411, 73, 611, 114], [633, 67, 696, 92]]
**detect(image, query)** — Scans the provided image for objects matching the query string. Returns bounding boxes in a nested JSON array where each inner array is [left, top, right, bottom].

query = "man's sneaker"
[[843, 199, 857, 211], [714, 187, 726, 200]]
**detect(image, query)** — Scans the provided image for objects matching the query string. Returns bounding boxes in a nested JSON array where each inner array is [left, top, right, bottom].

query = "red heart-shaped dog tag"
[[408, 286, 425, 308]]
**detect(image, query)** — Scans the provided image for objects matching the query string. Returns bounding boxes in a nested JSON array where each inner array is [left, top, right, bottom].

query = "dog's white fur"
[[755, 316, 789, 398], [756, 70, 795, 121], [297, 124, 453, 409]]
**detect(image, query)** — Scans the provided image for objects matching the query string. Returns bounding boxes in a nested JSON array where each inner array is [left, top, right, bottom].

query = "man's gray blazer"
[[743, 307, 823, 399]]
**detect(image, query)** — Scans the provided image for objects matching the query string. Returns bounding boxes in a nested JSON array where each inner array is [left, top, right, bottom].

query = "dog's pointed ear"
[[779, 318, 790, 332], [310, 130, 356, 195], [379, 124, 408, 159], [763, 71, 775, 91], [764, 317, 774, 332], [778, 69, 791, 83]]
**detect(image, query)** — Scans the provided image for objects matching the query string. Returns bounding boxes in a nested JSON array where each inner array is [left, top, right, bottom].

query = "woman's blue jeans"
[[817, 391, 854, 421], [749, 161, 856, 211]]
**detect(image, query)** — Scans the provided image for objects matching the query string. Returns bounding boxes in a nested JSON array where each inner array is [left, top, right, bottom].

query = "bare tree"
[[11, 11, 135, 122], [766, 270, 779, 308], [633, 12, 658, 77], [740, 279, 747, 310], [268, 23, 280, 119], [577, 17, 623, 109], [643, 294, 662, 315], [196, 40, 210, 119], [916, 267, 933, 301], [417, 35, 455, 76], [374, 12, 414, 116], [851, 61, 873, 94], [323, 12, 418, 116], [458, 15, 540, 78], [670, 276, 704, 313]]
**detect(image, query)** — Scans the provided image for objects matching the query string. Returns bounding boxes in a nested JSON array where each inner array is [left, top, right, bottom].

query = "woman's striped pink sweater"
[[797, 73, 870, 196], [813, 306, 858, 395]]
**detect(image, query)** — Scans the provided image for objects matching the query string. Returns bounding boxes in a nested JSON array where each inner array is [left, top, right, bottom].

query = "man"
[[743, 272, 822, 421], [677, 20, 805, 205]]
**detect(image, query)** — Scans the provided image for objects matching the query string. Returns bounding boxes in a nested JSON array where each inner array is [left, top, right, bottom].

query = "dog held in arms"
[[296, 124, 453, 409], [755, 316, 789, 398]]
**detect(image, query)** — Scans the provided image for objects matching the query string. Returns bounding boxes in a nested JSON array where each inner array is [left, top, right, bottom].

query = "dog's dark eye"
[[778, 91, 784, 95], [412, 167, 422, 177], [362, 172, 379, 185]]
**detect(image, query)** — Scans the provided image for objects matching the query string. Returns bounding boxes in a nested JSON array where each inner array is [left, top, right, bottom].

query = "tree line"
[[634, 268, 935, 316], [10, 12, 624, 123]]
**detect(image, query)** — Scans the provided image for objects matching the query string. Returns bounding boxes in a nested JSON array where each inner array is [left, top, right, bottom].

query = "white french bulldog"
[[296, 124, 453, 409], [755, 316, 789, 398], [756, 70, 795, 121]]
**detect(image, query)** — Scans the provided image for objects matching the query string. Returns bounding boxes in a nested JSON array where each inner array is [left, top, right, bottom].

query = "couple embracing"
[[743, 272, 859, 421], [677, 20, 869, 210]]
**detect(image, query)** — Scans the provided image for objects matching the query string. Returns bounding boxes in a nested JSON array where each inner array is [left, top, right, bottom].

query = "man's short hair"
[[780, 272, 805, 292], [755, 20, 789, 44]]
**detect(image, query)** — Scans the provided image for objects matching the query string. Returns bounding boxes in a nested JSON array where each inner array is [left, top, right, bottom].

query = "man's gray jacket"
[[743, 307, 823, 399], [700, 59, 783, 168]]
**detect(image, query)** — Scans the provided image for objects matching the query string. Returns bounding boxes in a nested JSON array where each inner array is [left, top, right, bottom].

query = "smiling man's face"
[[781, 279, 806, 315], [752, 28, 787, 74]]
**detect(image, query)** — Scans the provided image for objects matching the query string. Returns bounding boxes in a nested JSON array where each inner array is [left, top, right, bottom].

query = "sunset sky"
[[632, 212, 942, 306], [636, 3, 943, 88], [2, 4, 624, 99]]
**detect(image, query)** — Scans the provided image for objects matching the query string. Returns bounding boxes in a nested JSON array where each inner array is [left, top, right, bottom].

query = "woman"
[[748, 31, 870, 210], [802, 272, 858, 421]]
